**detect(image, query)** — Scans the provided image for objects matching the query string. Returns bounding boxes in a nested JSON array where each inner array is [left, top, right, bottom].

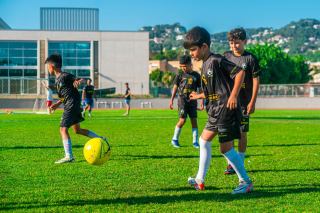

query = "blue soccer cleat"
[[193, 142, 200, 148], [171, 139, 180, 148]]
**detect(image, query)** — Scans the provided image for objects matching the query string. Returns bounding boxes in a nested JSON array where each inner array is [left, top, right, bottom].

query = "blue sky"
[[0, 0, 320, 34]]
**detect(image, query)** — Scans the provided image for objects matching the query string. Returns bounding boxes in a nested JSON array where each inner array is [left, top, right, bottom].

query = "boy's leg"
[[88, 104, 92, 117], [238, 132, 247, 163], [172, 118, 186, 148], [190, 118, 199, 148], [55, 126, 75, 163]]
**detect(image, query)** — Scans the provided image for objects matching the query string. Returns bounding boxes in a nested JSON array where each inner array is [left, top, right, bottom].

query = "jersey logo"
[[181, 110, 184, 115], [207, 68, 213, 77], [188, 78, 193, 84], [202, 75, 207, 85], [242, 83, 245, 88], [242, 63, 247, 70], [206, 94, 219, 101]]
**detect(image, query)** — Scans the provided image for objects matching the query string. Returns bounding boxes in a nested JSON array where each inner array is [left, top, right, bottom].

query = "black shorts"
[[240, 108, 249, 133], [204, 119, 241, 143], [178, 104, 197, 118], [60, 106, 85, 128]]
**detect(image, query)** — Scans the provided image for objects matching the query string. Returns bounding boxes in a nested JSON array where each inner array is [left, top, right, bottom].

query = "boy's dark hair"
[[179, 55, 191, 65], [45, 52, 62, 68], [227, 28, 247, 41], [125, 83, 128, 86], [183, 26, 211, 49], [87, 78, 92, 82]]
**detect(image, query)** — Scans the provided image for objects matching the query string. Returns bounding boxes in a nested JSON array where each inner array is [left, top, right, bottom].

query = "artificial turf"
[[0, 109, 320, 212]]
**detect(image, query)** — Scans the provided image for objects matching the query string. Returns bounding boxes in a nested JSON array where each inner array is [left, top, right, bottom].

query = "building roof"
[[0, 18, 11, 30]]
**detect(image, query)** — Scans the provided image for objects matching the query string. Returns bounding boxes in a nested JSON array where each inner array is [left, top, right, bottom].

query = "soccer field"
[[1, 109, 320, 212]]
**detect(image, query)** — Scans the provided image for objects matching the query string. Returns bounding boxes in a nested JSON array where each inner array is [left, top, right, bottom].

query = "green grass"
[[0, 109, 320, 212]]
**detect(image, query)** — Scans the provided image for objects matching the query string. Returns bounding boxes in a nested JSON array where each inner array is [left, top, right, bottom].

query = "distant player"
[[82, 79, 97, 117], [169, 55, 204, 148], [124, 83, 130, 116], [184, 26, 253, 194], [223, 28, 261, 174], [43, 83, 53, 115], [45, 53, 108, 164]]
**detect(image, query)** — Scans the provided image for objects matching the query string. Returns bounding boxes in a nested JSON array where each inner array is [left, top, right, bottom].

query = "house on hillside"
[[154, 37, 164, 44], [290, 25, 296, 29], [284, 48, 290, 53], [313, 25, 320, 29], [174, 27, 184, 33], [309, 37, 316, 42], [175, 35, 185, 40]]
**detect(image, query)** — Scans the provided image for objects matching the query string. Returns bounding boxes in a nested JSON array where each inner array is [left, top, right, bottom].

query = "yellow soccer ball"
[[83, 138, 111, 165]]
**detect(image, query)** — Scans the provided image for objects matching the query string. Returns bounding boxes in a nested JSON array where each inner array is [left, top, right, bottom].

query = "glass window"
[[24, 50, 37, 57], [24, 69, 37, 76], [10, 79, 21, 94], [77, 59, 90, 66], [0, 79, 9, 93], [9, 69, 23, 76], [9, 58, 23, 66], [63, 69, 76, 76], [77, 50, 90, 57], [63, 58, 76, 66], [49, 49, 62, 56], [0, 58, 8, 66], [24, 58, 37, 66], [49, 43, 63, 49], [76, 43, 90, 49], [9, 50, 23, 57], [0, 42, 8, 48], [78, 69, 90, 76], [0, 69, 8, 76], [63, 49, 76, 57], [9, 42, 23, 48], [64, 43, 76, 49], [24, 43, 37, 49], [0, 49, 8, 57]]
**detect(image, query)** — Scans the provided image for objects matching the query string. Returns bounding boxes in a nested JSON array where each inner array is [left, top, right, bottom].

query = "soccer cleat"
[[82, 111, 85, 117], [193, 142, 200, 148], [100, 136, 108, 143], [55, 156, 75, 164], [231, 179, 254, 194], [224, 164, 236, 175], [88, 114, 92, 117], [123, 113, 129, 116], [188, 177, 205, 190], [171, 139, 180, 148]]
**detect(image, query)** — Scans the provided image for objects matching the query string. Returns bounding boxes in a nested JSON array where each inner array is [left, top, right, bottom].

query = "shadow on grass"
[[1, 145, 84, 150], [248, 168, 320, 173], [252, 117, 320, 120], [118, 154, 270, 160], [2, 187, 320, 211], [247, 143, 319, 147]]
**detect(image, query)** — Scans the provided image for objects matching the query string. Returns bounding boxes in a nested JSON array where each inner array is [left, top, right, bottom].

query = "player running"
[[43, 83, 53, 115], [82, 78, 97, 117], [223, 28, 261, 174], [169, 55, 204, 148], [184, 26, 253, 194], [45, 53, 108, 164]]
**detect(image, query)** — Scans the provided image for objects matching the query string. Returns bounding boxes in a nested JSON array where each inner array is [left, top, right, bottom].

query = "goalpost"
[[0, 77, 50, 114]]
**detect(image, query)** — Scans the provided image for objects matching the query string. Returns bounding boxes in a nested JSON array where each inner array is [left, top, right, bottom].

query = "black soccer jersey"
[[173, 71, 201, 106], [55, 72, 81, 110], [125, 88, 131, 100], [223, 51, 261, 108], [83, 85, 94, 99], [201, 53, 243, 127]]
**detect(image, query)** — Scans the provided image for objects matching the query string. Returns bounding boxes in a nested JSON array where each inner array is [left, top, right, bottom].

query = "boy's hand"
[[169, 101, 173, 109], [199, 102, 204, 110], [189, 91, 199, 100], [247, 102, 255, 115], [50, 103, 60, 112], [227, 95, 237, 110], [73, 80, 82, 88]]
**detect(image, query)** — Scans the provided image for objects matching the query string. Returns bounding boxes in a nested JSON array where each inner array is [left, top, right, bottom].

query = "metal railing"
[[258, 84, 320, 97]]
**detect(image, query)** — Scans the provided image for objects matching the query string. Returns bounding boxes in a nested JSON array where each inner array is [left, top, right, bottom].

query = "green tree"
[[246, 42, 311, 84], [153, 54, 166, 60], [149, 68, 164, 82], [162, 71, 176, 88], [165, 50, 177, 61]]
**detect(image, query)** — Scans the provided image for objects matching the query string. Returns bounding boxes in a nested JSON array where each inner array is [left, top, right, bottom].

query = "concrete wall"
[[0, 30, 149, 95], [2, 97, 320, 109]]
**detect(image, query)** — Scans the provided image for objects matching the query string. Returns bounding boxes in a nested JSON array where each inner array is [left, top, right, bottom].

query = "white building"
[[175, 35, 185, 40]]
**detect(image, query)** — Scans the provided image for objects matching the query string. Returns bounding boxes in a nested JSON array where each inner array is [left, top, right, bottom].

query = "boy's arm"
[[190, 91, 205, 100], [50, 100, 62, 111], [73, 78, 85, 88], [125, 89, 131, 98], [247, 77, 259, 115], [169, 85, 178, 109], [227, 70, 245, 110], [198, 87, 204, 110], [82, 88, 85, 101]]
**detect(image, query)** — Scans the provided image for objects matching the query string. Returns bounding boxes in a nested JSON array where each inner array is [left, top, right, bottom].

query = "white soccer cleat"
[[231, 178, 253, 194], [188, 177, 205, 191], [55, 156, 75, 164], [88, 114, 92, 117]]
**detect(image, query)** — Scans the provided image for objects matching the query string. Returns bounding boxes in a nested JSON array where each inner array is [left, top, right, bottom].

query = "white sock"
[[89, 110, 91, 115], [63, 139, 73, 157], [172, 125, 182, 140], [192, 128, 198, 143], [238, 151, 246, 163], [223, 148, 249, 182], [87, 131, 100, 138], [196, 137, 212, 181]]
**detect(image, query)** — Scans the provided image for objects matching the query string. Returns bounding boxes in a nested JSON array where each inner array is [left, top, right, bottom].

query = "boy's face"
[[180, 63, 192, 73], [87, 79, 91, 85], [47, 63, 54, 75], [188, 45, 207, 61], [125, 84, 128, 88], [229, 39, 247, 54]]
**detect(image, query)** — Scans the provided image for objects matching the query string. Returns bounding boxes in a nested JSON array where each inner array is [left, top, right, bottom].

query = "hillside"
[[142, 19, 320, 62]]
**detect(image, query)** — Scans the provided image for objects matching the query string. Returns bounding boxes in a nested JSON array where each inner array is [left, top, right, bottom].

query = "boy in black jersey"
[[223, 28, 261, 174], [169, 55, 203, 148], [82, 79, 97, 117], [45, 53, 108, 164], [184, 27, 253, 194]]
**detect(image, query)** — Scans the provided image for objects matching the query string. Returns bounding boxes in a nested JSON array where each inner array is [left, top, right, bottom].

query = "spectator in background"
[[124, 83, 131, 116]]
